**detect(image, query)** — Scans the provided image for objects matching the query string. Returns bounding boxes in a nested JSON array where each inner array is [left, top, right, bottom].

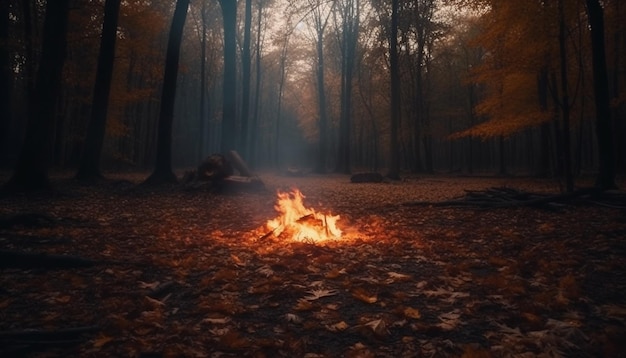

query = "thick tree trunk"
[[387, 0, 400, 180], [145, 0, 190, 185], [4, 0, 69, 191], [219, 0, 237, 154], [335, 0, 359, 175], [585, 0, 617, 189], [75, 0, 122, 182]]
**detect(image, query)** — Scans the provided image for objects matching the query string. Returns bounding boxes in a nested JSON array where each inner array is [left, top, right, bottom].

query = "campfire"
[[265, 189, 342, 243]]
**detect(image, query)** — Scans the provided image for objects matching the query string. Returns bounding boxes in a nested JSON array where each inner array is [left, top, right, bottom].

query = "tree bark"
[[198, 1, 208, 161], [557, 0, 573, 192], [0, 0, 10, 166], [145, 0, 190, 185], [335, 0, 359, 175], [312, 3, 332, 174], [250, 2, 263, 168], [387, 0, 400, 180], [75, 0, 122, 182], [240, 0, 253, 159], [4, 0, 69, 191], [585, 0, 616, 189], [219, 0, 237, 154]]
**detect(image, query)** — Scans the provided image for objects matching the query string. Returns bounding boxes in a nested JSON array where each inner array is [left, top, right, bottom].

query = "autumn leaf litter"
[[1, 173, 625, 357]]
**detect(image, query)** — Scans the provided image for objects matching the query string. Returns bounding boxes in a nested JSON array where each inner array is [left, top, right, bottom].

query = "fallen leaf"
[[387, 272, 411, 281], [138, 281, 160, 290], [93, 334, 114, 348], [203, 317, 231, 324], [352, 288, 377, 304], [285, 313, 302, 323], [403, 307, 421, 319], [327, 321, 349, 331], [365, 319, 388, 336], [305, 288, 338, 301], [294, 299, 314, 311]]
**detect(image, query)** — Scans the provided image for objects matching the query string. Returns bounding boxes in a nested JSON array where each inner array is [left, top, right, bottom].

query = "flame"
[[266, 189, 342, 242]]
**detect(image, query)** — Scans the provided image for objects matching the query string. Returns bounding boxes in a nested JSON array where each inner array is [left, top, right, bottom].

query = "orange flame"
[[266, 189, 342, 242]]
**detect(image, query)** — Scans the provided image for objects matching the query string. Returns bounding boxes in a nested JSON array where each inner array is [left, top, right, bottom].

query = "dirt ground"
[[1, 172, 625, 357]]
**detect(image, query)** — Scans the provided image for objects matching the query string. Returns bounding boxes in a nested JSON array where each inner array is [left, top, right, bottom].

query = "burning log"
[[263, 189, 342, 243]]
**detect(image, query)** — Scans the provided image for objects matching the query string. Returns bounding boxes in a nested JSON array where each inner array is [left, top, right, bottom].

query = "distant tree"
[[198, 0, 209, 160], [334, 0, 360, 174], [250, 0, 265, 167], [4, 0, 69, 191], [308, 0, 334, 173], [0, 0, 10, 165], [75, 0, 122, 182], [556, 0, 574, 192], [585, 0, 617, 190], [387, 0, 400, 179], [144, 0, 190, 184], [219, 0, 237, 153], [240, 0, 253, 159]]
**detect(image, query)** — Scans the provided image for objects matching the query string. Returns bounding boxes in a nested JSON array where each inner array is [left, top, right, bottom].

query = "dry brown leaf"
[[93, 334, 114, 348], [403, 307, 421, 319], [352, 288, 377, 304]]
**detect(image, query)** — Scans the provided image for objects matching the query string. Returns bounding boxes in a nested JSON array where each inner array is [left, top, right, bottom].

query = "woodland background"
[[0, 0, 624, 189]]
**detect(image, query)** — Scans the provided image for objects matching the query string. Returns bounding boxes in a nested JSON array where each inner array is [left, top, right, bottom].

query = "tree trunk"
[[335, 0, 359, 175], [314, 27, 329, 173], [585, 0, 617, 189], [557, 0, 574, 192], [219, 0, 237, 154], [75, 0, 122, 182], [0, 0, 10, 166], [198, 1, 208, 161], [145, 0, 190, 185], [240, 0, 252, 159], [4, 0, 69, 191], [250, 2, 263, 168], [387, 0, 400, 180], [275, 35, 288, 170]]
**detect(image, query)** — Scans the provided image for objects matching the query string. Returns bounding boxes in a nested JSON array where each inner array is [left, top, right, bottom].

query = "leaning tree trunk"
[[585, 0, 616, 190], [144, 0, 190, 185], [75, 0, 122, 182], [4, 0, 69, 191]]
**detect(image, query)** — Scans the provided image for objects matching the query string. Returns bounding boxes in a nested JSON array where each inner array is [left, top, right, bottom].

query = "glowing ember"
[[266, 189, 342, 242]]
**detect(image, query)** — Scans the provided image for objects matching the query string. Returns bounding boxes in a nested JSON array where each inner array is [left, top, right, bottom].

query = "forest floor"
[[1, 172, 625, 357]]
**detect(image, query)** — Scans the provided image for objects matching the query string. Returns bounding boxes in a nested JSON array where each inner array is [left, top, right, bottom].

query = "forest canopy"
[[0, 0, 624, 189]]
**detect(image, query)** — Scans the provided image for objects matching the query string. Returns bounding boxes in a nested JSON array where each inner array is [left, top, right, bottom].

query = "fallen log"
[[0, 250, 97, 269], [0, 325, 99, 341], [401, 187, 604, 209], [0, 325, 99, 356], [350, 172, 384, 183], [227, 150, 254, 177]]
